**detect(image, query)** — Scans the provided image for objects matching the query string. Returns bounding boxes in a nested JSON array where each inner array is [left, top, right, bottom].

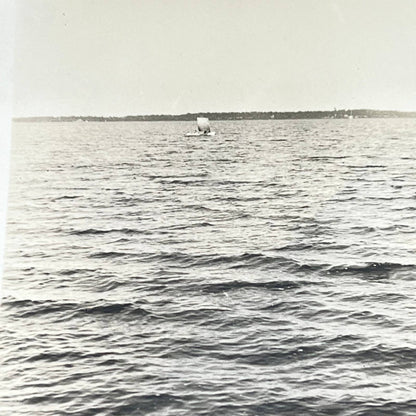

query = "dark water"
[[2, 119, 416, 415]]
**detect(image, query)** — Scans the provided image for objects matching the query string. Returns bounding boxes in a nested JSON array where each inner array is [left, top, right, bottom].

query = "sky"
[[11, 0, 416, 117]]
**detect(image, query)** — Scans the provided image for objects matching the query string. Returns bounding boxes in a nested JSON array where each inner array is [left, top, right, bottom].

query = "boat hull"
[[184, 131, 216, 137]]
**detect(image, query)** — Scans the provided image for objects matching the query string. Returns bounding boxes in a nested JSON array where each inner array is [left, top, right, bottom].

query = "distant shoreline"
[[13, 109, 416, 122]]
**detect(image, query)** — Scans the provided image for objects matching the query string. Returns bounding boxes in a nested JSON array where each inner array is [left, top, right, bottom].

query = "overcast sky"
[[12, 0, 416, 117]]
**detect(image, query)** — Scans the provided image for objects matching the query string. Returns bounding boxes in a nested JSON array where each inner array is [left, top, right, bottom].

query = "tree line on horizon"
[[14, 109, 416, 122]]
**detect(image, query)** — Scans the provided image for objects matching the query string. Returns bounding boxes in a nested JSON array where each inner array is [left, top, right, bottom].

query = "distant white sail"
[[184, 117, 215, 137], [197, 117, 210, 132]]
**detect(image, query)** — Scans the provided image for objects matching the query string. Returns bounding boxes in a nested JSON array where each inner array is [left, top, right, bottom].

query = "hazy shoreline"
[[13, 109, 416, 123]]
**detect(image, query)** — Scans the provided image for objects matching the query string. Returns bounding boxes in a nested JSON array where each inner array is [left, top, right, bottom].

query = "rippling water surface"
[[2, 119, 416, 415]]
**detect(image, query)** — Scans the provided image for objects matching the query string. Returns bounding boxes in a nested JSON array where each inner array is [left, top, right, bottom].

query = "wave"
[[158, 179, 208, 185], [155, 222, 214, 231], [331, 345, 416, 367], [327, 261, 414, 277], [112, 197, 155, 206], [146, 173, 209, 180], [83, 250, 328, 277], [69, 228, 149, 236], [307, 155, 349, 160], [53, 195, 81, 201], [181, 204, 221, 212], [89, 251, 134, 259], [2, 298, 151, 320], [58, 268, 97, 276], [71, 222, 217, 237], [200, 280, 302, 294]]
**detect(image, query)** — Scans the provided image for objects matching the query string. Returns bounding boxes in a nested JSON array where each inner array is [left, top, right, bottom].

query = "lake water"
[[2, 119, 416, 415]]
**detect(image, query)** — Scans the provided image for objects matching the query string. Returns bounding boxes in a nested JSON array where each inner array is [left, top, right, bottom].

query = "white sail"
[[197, 117, 210, 132]]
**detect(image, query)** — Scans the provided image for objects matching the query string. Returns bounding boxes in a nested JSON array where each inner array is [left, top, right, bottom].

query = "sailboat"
[[185, 117, 216, 137]]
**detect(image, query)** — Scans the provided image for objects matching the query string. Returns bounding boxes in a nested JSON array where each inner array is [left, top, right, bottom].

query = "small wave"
[[70, 228, 111, 235], [158, 179, 207, 185], [147, 173, 208, 180], [156, 307, 230, 322], [89, 251, 134, 259], [156, 222, 214, 231], [333, 345, 416, 367], [80, 302, 149, 316], [182, 204, 220, 212], [199, 344, 325, 366], [3, 298, 150, 320], [114, 162, 137, 167], [273, 243, 314, 251], [307, 156, 349, 160], [127, 251, 326, 274], [53, 195, 81, 201], [69, 228, 146, 236], [327, 262, 414, 278], [58, 268, 96, 276], [345, 164, 386, 169], [113, 197, 154, 206], [145, 251, 270, 267], [200, 280, 301, 294], [208, 196, 263, 202]]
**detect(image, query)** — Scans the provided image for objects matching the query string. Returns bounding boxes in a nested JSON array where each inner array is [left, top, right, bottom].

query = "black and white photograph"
[[1, 1, 416, 415]]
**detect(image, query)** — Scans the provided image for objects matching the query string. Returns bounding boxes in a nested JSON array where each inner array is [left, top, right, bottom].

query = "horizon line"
[[13, 108, 416, 120]]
